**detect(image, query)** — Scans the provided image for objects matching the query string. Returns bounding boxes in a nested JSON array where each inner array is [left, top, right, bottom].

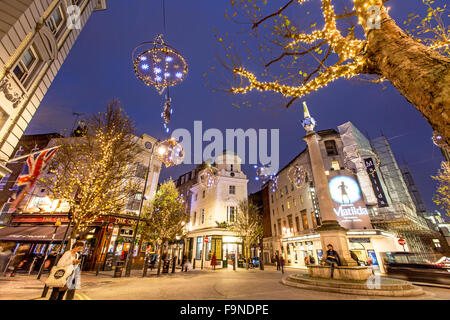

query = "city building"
[[262, 109, 441, 273], [0, 132, 161, 272], [0, 0, 108, 178], [178, 150, 249, 269]]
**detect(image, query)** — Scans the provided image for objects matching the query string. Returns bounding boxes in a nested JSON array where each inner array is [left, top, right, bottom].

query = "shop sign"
[[349, 237, 371, 243], [328, 175, 372, 229], [364, 158, 389, 207]]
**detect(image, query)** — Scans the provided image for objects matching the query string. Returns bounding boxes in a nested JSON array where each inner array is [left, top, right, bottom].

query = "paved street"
[[1, 266, 449, 300]]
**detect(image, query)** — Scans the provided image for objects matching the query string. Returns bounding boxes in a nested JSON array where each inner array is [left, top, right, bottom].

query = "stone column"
[[302, 131, 356, 266]]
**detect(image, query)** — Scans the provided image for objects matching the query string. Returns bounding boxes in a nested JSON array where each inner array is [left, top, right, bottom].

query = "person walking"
[[275, 254, 280, 271], [309, 255, 315, 265], [321, 244, 341, 278], [49, 241, 84, 300], [279, 255, 285, 274], [211, 253, 217, 270]]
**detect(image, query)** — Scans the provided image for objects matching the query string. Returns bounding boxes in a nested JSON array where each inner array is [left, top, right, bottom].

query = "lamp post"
[[37, 220, 61, 279], [124, 141, 158, 277]]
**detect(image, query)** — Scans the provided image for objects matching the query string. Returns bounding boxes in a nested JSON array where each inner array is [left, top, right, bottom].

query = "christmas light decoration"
[[432, 131, 449, 149], [198, 166, 218, 189], [154, 138, 185, 168], [288, 165, 307, 188], [270, 175, 279, 193], [253, 164, 274, 182], [132, 34, 188, 94]]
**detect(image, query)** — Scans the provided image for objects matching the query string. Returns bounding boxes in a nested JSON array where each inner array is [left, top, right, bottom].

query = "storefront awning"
[[0, 225, 71, 242]]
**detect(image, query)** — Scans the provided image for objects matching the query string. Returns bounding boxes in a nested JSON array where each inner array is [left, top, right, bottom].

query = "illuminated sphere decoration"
[[288, 165, 307, 188], [198, 167, 218, 189], [154, 138, 184, 168], [132, 34, 188, 94], [253, 165, 273, 182], [270, 176, 279, 193]]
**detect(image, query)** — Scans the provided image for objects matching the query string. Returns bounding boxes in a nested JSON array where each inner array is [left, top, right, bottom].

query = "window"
[[135, 164, 147, 179], [331, 160, 340, 171], [280, 190, 283, 198], [194, 193, 198, 201], [13, 46, 38, 84], [272, 209, 275, 216], [193, 212, 197, 225], [273, 224, 277, 236], [324, 140, 338, 156], [126, 193, 142, 211], [230, 164, 234, 171], [228, 206, 236, 222], [287, 201, 290, 209], [291, 184, 294, 191], [47, 6, 64, 34], [229, 185, 236, 194], [293, 199, 297, 207], [202, 190, 205, 198], [281, 204, 284, 212], [271, 194, 274, 203], [311, 212, 317, 228], [285, 185, 288, 194], [181, 176, 185, 184], [196, 237, 203, 259], [201, 209, 205, 224], [287, 215, 293, 233], [277, 219, 282, 236], [0, 174, 11, 190], [295, 216, 300, 232], [300, 195, 303, 204], [301, 210, 309, 230], [275, 192, 278, 200]]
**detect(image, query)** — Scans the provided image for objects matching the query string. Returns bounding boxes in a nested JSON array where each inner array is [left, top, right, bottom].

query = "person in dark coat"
[[279, 256, 285, 274], [309, 255, 316, 265], [322, 244, 341, 278], [275, 254, 280, 271]]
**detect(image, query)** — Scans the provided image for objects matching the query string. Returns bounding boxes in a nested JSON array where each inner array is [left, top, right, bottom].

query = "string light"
[[154, 138, 185, 168], [199, 167, 218, 189], [287, 165, 307, 188]]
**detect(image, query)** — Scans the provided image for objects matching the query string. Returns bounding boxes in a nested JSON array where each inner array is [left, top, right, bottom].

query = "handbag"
[[45, 264, 74, 288]]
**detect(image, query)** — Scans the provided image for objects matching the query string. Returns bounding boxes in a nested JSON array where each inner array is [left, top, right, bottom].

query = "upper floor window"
[[281, 204, 284, 212], [285, 185, 288, 194], [324, 140, 338, 156], [229, 185, 235, 195], [201, 209, 205, 224], [271, 194, 274, 203], [228, 206, 236, 222], [193, 211, 197, 225], [194, 193, 198, 201], [331, 160, 340, 171], [13, 46, 38, 85], [202, 190, 206, 198], [47, 6, 64, 35], [230, 164, 234, 171]]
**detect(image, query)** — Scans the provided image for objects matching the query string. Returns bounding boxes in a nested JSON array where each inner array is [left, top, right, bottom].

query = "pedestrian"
[[279, 255, 285, 274], [275, 254, 280, 271], [321, 244, 341, 278], [211, 253, 217, 270], [150, 254, 157, 271], [49, 241, 84, 300], [304, 255, 310, 266], [309, 255, 315, 265]]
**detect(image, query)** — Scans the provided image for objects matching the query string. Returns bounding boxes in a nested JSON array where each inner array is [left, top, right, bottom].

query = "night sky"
[[25, 0, 446, 215]]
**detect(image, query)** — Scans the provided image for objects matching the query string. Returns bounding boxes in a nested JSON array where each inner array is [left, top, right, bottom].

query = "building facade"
[[0, 132, 162, 272], [0, 0, 107, 178], [180, 151, 249, 269], [263, 120, 441, 273]]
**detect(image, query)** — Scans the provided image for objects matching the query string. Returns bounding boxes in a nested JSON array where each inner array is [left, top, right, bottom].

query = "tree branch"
[[266, 40, 326, 67], [252, 0, 295, 30]]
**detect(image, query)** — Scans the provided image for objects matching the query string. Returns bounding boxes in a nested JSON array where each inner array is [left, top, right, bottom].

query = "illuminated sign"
[[328, 175, 372, 229], [364, 158, 389, 207]]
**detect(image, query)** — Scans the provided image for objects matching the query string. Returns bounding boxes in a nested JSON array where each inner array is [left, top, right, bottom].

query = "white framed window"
[[229, 206, 236, 222], [229, 185, 235, 195], [13, 46, 39, 85], [47, 5, 64, 34]]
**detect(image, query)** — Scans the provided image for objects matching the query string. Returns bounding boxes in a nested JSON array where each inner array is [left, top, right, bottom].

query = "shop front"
[[281, 234, 322, 268]]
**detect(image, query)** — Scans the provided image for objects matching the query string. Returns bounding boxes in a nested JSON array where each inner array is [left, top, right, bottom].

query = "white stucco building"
[[0, 0, 107, 177], [179, 151, 249, 269]]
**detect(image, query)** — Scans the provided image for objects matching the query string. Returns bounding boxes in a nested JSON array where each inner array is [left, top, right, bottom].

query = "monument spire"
[[301, 101, 316, 132]]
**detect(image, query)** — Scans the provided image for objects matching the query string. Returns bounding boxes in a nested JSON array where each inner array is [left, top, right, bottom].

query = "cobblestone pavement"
[[1, 266, 449, 300]]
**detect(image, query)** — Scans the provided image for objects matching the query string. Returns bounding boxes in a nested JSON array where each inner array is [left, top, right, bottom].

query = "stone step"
[[282, 274, 424, 297]]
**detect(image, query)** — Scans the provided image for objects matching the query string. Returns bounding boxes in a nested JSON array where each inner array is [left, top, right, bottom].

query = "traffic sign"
[[204, 236, 210, 243], [398, 238, 406, 246]]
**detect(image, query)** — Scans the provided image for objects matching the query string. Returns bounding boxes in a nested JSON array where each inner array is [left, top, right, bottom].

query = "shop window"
[[196, 237, 203, 259], [324, 140, 338, 156], [331, 160, 340, 171], [229, 185, 236, 194], [13, 46, 39, 85]]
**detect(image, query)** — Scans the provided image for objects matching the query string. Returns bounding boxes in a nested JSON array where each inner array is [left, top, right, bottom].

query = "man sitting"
[[321, 244, 341, 278]]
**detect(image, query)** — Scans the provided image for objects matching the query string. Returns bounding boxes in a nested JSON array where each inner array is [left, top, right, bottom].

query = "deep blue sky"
[[26, 0, 446, 215]]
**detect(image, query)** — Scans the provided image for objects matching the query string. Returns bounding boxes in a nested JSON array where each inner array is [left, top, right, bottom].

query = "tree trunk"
[[362, 7, 450, 144], [157, 240, 165, 276]]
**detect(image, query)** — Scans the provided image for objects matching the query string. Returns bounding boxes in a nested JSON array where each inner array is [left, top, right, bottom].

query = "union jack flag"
[[11, 147, 59, 209]]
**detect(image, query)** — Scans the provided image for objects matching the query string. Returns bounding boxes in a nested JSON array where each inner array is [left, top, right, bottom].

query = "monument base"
[[308, 265, 372, 281]]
